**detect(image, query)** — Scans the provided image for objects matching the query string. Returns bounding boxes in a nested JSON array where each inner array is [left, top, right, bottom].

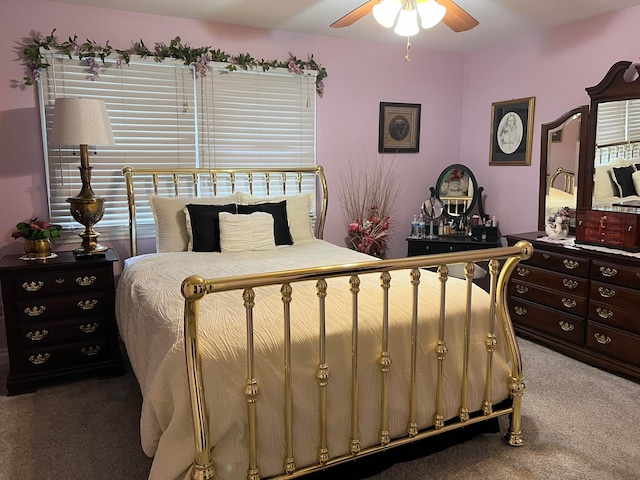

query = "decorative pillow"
[[612, 165, 636, 197], [218, 211, 276, 253], [237, 201, 293, 245], [238, 192, 314, 242], [607, 170, 621, 197], [149, 193, 239, 252], [633, 170, 640, 197], [184, 203, 237, 252]]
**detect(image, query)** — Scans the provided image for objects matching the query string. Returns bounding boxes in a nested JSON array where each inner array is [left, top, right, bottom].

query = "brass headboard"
[[122, 165, 328, 257]]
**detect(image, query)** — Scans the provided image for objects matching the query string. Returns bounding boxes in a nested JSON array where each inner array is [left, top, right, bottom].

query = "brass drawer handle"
[[516, 267, 529, 277], [26, 330, 48, 341], [599, 266, 617, 278], [558, 321, 574, 332], [561, 298, 577, 308], [55, 278, 65, 284], [77, 299, 98, 310], [542, 253, 550, 259], [515, 285, 529, 294], [81, 346, 101, 356], [76, 275, 96, 287], [21, 281, 44, 292], [596, 307, 613, 319], [79, 323, 99, 334], [562, 279, 578, 290], [29, 353, 50, 365], [598, 287, 615, 298], [24, 306, 46, 317], [594, 333, 612, 345], [563, 259, 579, 270], [514, 306, 527, 316]]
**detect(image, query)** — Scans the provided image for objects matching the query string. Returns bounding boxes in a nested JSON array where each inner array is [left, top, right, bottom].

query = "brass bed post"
[[434, 264, 449, 429], [281, 283, 296, 474], [243, 287, 261, 480], [315, 166, 328, 240], [122, 166, 138, 258], [483, 259, 500, 415], [459, 262, 475, 422], [316, 279, 330, 464], [181, 276, 215, 480], [498, 240, 533, 447], [407, 268, 421, 437], [378, 271, 392, 445], [349, 275, 361, 455]]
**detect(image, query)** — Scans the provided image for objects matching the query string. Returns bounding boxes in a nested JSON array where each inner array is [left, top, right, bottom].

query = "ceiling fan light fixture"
[[372, 0, 403, 28], [394, 5, 420, 36], [416, 0, 446, 29]]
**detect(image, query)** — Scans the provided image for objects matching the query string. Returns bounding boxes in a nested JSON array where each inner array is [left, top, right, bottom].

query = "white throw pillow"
[[149, 193, 239, 252], [218, 212, 276, 252], [237, 192, 315, 242], [633, 170, 640, 197]]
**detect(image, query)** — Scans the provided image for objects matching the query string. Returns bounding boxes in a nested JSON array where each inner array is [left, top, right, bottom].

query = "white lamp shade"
[[372, 0, 402, 28], [417, 0, 446, 29], [394, 7, 420, 36], [49, 97, 115, 146]]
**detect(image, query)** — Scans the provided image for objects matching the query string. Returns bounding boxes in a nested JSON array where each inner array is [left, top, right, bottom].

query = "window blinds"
[[595, 99, 640, 164], [38, 55, 317, 237]]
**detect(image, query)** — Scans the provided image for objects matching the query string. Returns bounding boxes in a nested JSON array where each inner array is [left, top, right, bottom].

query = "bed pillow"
[[149, 193, 239, 252], [611, 165, 636, 197], [184, 203, 237, 252], [237, 201, 293, 245], [238, 192, 314, 242], [218, 211, 276, 252], [633, 170, 640, 197]]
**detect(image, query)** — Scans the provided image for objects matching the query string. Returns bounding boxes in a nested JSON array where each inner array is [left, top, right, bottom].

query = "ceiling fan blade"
[[330, 0, 379, 28], [438, 0, 479, 32]]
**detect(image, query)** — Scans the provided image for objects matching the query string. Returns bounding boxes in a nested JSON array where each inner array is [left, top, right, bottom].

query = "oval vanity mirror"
[[537, 105, 588, 231], [430, 164, 483, 219], [421, 197, 444, 238]]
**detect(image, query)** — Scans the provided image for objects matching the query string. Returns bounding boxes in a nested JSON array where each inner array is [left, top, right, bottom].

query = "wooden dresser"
[[505, 231, 640, 381], [0, 250, 124, 395]]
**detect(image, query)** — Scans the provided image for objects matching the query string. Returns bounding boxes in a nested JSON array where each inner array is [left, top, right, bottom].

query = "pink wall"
[[1, 0, 640, 352]]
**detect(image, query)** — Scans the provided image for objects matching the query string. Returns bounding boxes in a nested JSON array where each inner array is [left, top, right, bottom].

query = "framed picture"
[[489, 97, 535, 166], [378, 102, 421, 153], [551, 129, 563, 143]]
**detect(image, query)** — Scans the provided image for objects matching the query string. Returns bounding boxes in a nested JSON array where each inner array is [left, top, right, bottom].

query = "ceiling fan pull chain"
[[405, 37, 412, 62]]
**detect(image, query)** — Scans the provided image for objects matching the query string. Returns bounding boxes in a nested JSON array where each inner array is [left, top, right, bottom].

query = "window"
[[595, 99, 640, 165], [38, 54, 317, 239]]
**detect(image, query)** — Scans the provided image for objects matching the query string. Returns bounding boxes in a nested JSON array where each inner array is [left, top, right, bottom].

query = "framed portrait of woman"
[[489, 97, 535, 166]]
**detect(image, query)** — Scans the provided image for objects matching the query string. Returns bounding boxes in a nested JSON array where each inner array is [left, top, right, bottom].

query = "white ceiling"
[[50, 0, 640, 52]]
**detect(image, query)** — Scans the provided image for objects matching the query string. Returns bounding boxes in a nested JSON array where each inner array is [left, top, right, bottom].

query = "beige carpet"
[[1, 338, 639, 480]]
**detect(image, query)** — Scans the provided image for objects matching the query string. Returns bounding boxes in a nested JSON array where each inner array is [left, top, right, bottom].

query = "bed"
[[116, 165, 532, 480], [592, 157, 640, 209], [545, 167, 577, 221]]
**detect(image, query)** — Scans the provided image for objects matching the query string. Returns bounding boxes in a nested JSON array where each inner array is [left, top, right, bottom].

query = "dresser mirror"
[[581, 61, 640, 211], [430, 164, 486, 220], [537, 105, 589, 231]]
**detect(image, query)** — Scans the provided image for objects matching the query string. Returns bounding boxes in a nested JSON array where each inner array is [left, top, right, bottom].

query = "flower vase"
[[24, 238, 52, 258], [544, 224, 569, 240]]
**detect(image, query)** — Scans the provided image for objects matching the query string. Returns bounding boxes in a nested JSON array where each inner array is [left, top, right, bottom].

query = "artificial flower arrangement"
[[545, 206, 574, 239], [12, 218, 62, 240], [340, 156, 400, 259]]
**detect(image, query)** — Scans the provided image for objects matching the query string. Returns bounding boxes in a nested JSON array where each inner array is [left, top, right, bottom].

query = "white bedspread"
[[116, 240, 511, 480]]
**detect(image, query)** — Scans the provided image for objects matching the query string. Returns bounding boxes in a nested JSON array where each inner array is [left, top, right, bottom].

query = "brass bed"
[[118, 165, 532, 480]]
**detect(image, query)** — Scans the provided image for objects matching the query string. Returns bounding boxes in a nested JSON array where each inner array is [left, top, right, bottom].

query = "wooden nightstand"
[[0, 249, 124, 395]]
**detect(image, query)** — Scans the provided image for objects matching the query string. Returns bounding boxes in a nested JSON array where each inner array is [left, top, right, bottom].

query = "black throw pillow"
[[186, 203, 237, 252], [612, 165, 636, 197], [238, 201, 293, 245]]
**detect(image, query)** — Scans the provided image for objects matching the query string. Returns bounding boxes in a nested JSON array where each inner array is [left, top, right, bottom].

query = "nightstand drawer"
[[19, 340, 110, 372], [13, 269, 107, 298], [17, 317, 107, 347], [16, 292, 107, 322], [509, 297, 584, 345]]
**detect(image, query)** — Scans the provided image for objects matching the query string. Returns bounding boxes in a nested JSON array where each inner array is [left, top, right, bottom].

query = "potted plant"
[[12, 218, 62, 258]]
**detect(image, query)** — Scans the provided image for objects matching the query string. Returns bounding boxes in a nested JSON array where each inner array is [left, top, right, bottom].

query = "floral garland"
[[20, 30, 328, 97]]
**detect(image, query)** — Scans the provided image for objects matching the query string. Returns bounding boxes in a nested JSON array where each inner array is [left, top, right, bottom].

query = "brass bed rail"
[[181, 241, 533, 480]]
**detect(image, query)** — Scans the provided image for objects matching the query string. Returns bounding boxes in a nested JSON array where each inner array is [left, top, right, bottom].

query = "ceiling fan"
[[330, 0, 479, 33]]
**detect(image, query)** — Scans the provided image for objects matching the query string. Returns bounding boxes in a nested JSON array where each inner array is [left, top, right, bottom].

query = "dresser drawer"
[[587, 301, 640, 335], [589, 281, 640, 311], [522, 249, 589, 277], [16, 292, 107, 322], [585, 321, 640, 367], [19, 340, 110, 372], [509, 280, 587, 316], [511, 265, 589, 298], [509, 297, 584, 345], [590, 259, 640, 290], [17, 317, 107, 347], [13, 268, 107, 299]]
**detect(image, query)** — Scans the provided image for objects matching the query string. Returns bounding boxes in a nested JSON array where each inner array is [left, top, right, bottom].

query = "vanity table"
[[407, 235, 500, 256]]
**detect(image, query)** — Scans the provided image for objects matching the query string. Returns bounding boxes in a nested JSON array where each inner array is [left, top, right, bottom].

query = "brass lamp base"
[[67, 193, 107, 258]]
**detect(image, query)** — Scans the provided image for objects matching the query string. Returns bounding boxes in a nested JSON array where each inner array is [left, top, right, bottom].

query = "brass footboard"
[[182, 241, 533, 480]]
